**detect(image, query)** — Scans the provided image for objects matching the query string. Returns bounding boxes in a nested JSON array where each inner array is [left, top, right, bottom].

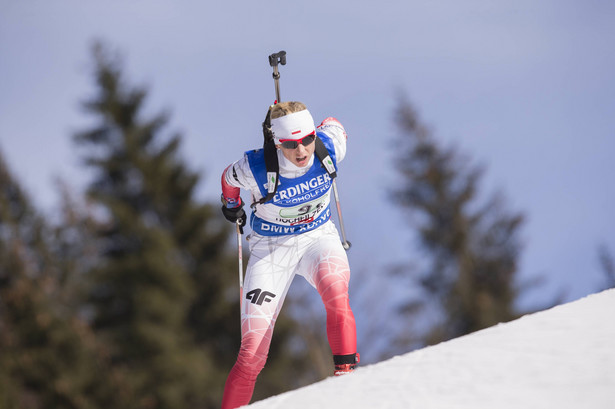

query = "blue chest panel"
[[246, 132, 338, 236]]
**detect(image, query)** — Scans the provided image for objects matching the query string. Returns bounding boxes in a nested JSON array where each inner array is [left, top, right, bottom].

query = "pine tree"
[[73, 42, 318, 407], [0, 150, 134, 409], [391, 96, 525, 346], [597, 244, 615, 290], [73, 42, 237, 409]]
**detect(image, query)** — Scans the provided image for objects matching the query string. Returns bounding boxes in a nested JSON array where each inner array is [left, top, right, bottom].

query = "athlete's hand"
[[221, 201, 246, 234]]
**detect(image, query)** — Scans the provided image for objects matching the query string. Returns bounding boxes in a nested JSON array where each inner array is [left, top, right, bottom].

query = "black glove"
[[221, 201, 246, 234]]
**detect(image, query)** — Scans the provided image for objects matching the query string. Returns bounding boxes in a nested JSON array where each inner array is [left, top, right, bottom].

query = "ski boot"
[[333, 353, 360, 376]]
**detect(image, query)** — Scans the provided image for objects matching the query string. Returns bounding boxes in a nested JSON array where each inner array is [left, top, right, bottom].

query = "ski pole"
[[236, 220, 244, 327], [332, 180, 351, 250]]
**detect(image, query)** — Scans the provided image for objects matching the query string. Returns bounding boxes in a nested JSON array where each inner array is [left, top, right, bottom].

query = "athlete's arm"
[[221, 155, 262, 206], [317, 117, 347, 162], [221, 164, 242, 208]]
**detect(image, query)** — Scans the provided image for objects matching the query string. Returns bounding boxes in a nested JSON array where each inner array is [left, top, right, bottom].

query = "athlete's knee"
[[319, 280, 350, 308], [327, 299, 354, 324], [235, 348, 268, 377], [235, 334, 270, 377]]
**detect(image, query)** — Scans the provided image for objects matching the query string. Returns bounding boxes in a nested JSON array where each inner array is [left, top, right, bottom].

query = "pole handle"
[[269, 51, 286, 68]]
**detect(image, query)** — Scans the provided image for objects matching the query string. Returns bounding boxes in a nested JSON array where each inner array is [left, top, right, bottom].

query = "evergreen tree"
[[73, 43, 232, 409], [0, 150, 133, 409], [597, 244, 615, 290], [391, 96, 525, 347], [73, 42, 314, 407]]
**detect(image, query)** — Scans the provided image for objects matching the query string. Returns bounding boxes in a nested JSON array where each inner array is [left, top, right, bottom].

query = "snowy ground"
[[248, 289, 615, 408]]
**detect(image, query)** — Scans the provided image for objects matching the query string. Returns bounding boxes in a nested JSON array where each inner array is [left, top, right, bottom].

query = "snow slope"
[[248, 289, 615, 408]]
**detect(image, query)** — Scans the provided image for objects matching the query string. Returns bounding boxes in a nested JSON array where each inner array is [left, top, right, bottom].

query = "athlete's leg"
[[221, 234, 297, 409], [298, 223, 357, 361]]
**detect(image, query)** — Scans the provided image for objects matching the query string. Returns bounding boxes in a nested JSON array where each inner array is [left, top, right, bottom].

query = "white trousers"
[[222, 220, 357, 408]]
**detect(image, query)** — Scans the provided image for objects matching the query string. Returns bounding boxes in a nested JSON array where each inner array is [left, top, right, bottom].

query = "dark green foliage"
[[70, 41, 315, 407], [0, 151, 134, 409], [392, 96, 525, 347], [597, 244, 615, 290], [72, 42, 237, 408]]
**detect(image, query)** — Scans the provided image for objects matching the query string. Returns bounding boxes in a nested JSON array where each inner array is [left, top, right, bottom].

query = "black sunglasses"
[[279, 133, 316, 149]]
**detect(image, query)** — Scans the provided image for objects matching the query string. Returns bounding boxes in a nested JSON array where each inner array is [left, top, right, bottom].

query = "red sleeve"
[[221, 165, 242, 208]]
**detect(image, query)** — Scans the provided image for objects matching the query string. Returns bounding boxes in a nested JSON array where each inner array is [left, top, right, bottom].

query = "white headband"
[[270, 109, 316, 143]]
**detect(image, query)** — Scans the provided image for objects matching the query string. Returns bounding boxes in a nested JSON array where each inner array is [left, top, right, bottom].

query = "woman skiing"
[[219, 101, 358, 408]]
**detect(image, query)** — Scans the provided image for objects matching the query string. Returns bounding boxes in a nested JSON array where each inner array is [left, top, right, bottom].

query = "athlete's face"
[[277, 137, 315, 167]]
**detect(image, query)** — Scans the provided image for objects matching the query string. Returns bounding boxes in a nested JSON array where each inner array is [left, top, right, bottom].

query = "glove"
[[221, 198, 246, 234]]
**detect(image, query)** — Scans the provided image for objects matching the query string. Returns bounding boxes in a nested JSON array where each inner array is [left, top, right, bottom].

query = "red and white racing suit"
[[220, 118, 357, 408]]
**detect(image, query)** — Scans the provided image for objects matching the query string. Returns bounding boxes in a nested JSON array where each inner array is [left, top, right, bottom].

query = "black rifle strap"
[[262, 106, 274, 144], [252, 107, 280, 209], [314, 135, 337, 180]]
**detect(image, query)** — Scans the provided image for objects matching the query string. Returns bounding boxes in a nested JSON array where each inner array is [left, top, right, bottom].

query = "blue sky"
[[1, 0, 614, 317]]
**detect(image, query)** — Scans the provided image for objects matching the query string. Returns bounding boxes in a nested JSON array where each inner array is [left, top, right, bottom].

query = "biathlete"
[[219, 101, 358, 408]]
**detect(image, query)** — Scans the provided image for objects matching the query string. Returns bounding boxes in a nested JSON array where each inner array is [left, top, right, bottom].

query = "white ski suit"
[[220, 117, 357, 408]]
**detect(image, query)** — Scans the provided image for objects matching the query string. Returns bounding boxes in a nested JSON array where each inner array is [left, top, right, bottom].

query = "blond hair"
[[270, 101, 307, 119]]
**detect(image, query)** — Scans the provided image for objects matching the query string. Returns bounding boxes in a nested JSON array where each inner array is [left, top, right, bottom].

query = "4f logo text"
[[246, 288, 276, 305]]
